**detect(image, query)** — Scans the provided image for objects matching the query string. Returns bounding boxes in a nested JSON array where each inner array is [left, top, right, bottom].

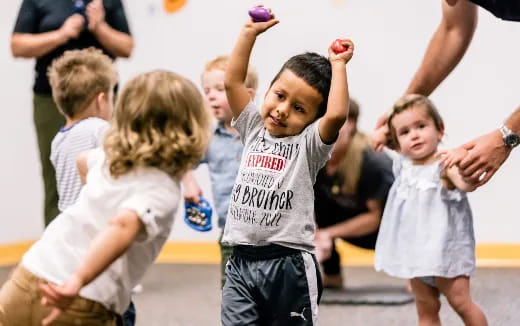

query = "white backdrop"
[[1, 0, 519, 244]]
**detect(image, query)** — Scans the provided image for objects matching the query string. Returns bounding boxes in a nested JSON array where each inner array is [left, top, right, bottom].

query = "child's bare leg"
[[435, 276, 488, 326], [410, 278, 441, 326]]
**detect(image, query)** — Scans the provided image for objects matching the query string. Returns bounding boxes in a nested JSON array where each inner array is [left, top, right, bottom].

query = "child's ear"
[[95, 92, 109, 112], [96, 92, 106, 109], [246, 88, 256, 100], [438, 123, 445, 141]]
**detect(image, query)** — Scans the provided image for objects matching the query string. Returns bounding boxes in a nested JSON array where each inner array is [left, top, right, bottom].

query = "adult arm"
[[425, 0, 519, 186], [405, 0, 478, 95], [505, 108, 520, 135], [11, 14, 84, 58], [320, 199, 382, 239], [314, 198, 382, 262]]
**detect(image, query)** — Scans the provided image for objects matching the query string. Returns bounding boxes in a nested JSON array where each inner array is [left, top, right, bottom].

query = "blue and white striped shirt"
[[50, 117, 109, 212]]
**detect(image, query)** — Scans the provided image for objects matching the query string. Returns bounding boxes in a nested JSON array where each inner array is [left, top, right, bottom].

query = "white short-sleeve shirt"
[[23, 148, 180, 314]]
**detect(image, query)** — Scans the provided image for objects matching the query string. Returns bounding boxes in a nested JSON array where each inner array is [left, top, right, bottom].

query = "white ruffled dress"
[[374, 154, 476, 279]]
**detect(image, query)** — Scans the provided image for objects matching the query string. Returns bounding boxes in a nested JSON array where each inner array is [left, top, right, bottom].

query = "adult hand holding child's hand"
[[436, 147, 469, 170]]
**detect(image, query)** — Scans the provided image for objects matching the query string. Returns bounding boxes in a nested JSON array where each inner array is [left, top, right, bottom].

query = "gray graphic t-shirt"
[[222, 101, 333, 252]]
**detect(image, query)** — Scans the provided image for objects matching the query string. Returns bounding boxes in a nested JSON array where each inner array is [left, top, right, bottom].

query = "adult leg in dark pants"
[[320, 242, 343, 288], [122, 301, 136, 326], [33, 94, 65, 226]]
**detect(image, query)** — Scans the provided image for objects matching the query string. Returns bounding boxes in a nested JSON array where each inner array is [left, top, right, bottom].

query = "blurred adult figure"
[[11, 0, 133, 226], [314, 99, 394, 288]]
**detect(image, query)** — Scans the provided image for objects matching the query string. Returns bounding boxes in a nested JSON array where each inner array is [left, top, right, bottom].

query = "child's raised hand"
[[436, 147, 469, 169], [328, 39, 354, 64], [245, 6, 279, 35]]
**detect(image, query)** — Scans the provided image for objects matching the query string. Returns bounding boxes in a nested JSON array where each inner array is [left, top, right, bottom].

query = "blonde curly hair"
[[104, 70, 210, 179]]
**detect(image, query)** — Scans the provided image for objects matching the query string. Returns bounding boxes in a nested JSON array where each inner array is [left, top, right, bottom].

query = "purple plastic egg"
[[248, 6, 271, 22]]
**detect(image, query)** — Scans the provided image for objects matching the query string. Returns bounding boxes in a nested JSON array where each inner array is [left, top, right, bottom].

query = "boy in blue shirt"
[[182, 55, 258, 287]]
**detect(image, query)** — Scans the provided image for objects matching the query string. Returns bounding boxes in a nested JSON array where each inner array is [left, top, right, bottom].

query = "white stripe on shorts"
[[301, 251, 319, 325]]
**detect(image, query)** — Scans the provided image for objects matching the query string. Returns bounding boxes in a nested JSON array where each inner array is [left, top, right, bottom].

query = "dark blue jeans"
[[122, 301, 136, 326]]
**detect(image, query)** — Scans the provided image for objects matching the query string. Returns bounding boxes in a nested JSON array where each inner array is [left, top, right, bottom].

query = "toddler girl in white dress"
[[374, 94, 488, 326]]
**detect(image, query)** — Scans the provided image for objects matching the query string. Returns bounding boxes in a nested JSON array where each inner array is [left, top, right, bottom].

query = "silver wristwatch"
[[499, 125, 520, 149]]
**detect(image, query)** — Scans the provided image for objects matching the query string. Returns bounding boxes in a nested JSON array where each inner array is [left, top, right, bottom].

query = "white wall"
[[1, 0, 519, 244]]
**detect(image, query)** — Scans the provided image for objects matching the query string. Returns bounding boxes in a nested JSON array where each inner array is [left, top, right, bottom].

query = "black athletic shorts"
[[221, 244, 322, 326]]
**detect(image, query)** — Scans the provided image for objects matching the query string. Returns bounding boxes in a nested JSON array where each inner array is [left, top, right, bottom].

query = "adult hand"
[[371, 124, 389, 152], [459, 129, 510, 186], [60, 14, 85, 40], [314, 229, 333, 263], [40, 275, 83, 325], [87, 0, 106, 32], [371, 111, 391, 152]]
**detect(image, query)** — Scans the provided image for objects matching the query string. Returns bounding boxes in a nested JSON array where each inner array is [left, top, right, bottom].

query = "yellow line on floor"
[[1, 240, 519, 267]]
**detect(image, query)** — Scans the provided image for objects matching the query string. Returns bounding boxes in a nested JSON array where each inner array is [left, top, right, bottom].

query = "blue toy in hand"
[[184, 197, 212, 232]]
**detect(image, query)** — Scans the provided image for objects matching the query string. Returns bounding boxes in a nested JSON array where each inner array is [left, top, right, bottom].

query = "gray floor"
[[1, 264, 518, 325]]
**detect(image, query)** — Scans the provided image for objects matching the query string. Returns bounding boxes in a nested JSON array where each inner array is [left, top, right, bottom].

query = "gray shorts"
[[221, 244, 322, 326]]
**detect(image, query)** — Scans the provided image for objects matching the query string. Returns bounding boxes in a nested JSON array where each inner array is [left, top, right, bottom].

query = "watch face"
[[505, 134, 520, 148]]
